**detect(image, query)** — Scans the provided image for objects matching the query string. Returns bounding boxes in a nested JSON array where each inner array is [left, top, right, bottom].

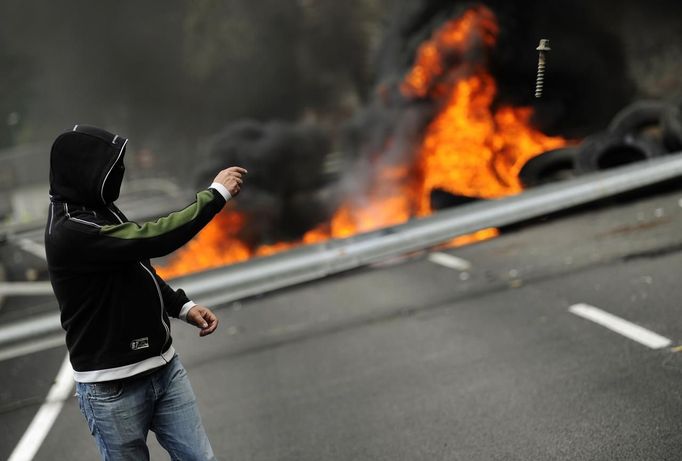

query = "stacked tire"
[[518, 146, 579, 188], [662, 98, 682, 152], [520, 99, 682, 188], [575, 100, 666, 174]]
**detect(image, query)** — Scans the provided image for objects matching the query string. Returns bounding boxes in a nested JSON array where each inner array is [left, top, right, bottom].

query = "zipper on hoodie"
[[139, 262, 171, 354], [48, 203, 55, 235], [107, 206, 171, 356]]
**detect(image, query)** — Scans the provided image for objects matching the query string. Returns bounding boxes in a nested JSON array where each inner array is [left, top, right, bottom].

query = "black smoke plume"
[[197, 0, 682, 247]]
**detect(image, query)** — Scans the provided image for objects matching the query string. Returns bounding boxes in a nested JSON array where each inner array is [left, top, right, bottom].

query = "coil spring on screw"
[[534, 39, 550, 99], [534, 60, 545, 98]]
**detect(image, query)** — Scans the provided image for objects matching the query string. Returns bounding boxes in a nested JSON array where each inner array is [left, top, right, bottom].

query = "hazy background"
[[0, 0, 389, 177], [1, 0, 681, 224]]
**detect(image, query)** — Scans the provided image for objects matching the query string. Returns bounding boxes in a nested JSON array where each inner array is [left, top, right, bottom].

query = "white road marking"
[[569, 303, 672, 349], [16, 238, 47, 260], [5, 236, 71, 461], [428, 252, 472, 271], [0, 282, 54, 297], [0, 334, 65, 363], [8, 353, 73, 461], [0, 313, 62, 347]]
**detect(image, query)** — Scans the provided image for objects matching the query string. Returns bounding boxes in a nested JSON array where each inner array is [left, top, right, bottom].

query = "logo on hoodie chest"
[[130, 337, 150, 350]]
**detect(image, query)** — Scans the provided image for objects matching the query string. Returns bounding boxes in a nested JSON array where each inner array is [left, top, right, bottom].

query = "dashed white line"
[[5, 233, 72, 461], [428, 252, 472, 271], [8, 354, 73, 461], [0, 282, 54, 297], [0, 313, 62, 347], [569, 303, 672, 349], [0, 334, 65, 363], [16, 238, 47, 260]]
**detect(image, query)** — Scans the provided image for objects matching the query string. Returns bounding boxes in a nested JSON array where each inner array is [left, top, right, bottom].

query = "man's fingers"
[[213, 166, 247, 193], [196, 309, 218, 336], [199, 317, 218, 337], [225, 172, 244, 196], [187, 306, 219, 337], [188, 310, 207, 328]]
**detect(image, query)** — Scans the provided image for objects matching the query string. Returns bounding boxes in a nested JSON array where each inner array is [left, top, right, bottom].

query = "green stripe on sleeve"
[[100, 190, 216, 239]]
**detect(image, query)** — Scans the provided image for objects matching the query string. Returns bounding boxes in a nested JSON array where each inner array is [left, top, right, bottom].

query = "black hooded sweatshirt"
[[46, 125, 228, 382]]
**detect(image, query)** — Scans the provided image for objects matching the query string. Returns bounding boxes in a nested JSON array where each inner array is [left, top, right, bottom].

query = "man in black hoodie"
[[46, 125, 246, 460]]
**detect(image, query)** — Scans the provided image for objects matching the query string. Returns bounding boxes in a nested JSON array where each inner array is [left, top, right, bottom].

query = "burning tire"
[[429, 189, 479, 210], [607, 100, 666, 137], [575, 132, 664, 174], [662, 98, 682, 152], [518, 147, 579, 187]]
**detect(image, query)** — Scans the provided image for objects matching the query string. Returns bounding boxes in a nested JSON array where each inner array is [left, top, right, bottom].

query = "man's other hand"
[[213, 166, 247, 197], [186, 305, 219, 337]]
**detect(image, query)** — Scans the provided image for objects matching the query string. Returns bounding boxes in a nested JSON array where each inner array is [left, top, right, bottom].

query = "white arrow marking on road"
[[569, 303, 672, 349], [428, 252, 472, 271]]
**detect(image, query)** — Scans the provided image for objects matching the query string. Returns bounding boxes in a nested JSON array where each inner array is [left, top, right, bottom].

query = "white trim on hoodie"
[[72, 346, 175, 383]]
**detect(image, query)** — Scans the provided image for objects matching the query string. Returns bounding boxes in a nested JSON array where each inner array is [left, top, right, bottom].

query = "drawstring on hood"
[[49, 125, 128, 206]]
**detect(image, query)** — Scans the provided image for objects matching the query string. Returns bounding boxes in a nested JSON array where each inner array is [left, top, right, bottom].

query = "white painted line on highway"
[[428, 252, 472, 271], [8, 353, 73, 461], [0, 282, 54, 297], [16, 238, 47, 260], [569, 303, 672, 349], [0, 313, 62, 347], [7, 229, 70, 461], [0, 334, 65, 362]]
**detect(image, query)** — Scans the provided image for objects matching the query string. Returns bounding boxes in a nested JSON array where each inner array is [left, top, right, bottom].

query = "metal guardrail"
[[2, 151, 682, 346], [178, 150, 682, 306]]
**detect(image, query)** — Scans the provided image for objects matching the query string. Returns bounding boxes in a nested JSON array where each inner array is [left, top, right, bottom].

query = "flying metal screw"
[[535, 39, 551, 98]]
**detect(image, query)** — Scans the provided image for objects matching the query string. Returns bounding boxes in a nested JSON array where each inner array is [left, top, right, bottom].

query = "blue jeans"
[[76, 354, 216, 461]]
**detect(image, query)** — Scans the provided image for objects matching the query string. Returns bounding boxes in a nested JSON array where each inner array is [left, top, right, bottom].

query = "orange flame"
[[401, 5, 499, 99], [414, 73, 567, 214], [156, 5, 568, 279]]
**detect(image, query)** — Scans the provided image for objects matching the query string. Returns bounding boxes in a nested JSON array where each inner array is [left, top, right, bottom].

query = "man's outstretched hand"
[[213, 166, 247, 197], [186, 305, 219, 337]]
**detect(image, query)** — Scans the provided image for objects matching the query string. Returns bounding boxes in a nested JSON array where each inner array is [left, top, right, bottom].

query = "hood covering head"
[[50, 125, 128, 206]]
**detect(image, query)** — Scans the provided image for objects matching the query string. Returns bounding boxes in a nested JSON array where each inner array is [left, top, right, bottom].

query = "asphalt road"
[[4, 187, 682, 460]]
